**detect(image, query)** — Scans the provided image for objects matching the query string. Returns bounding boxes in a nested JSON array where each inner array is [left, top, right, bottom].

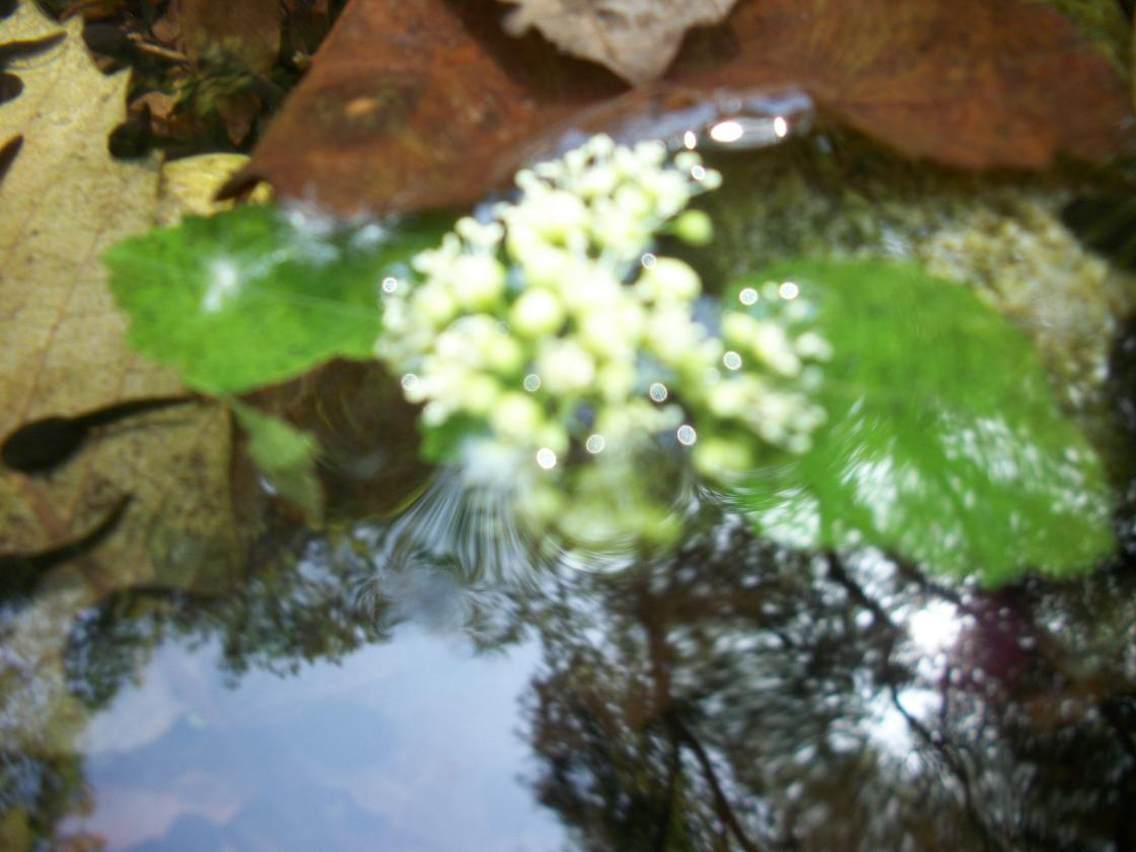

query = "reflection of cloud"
[[67, 627, 563, 852], [68, 785, 238, 851], [906, 600, 962, 654], [79, 644, 214, 757]]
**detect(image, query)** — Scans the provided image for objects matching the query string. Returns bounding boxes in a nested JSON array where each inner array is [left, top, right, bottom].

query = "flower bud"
[[510, 288, 565, 337], [491, 392, 545, 440], [452, 253, 506, 309], [668, 209, 714, 246]]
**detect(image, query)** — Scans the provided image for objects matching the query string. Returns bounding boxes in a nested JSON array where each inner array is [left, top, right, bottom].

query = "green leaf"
[[730, 259, 1114, 584], [231, 402, 323, 522], [105, 205, 449, 395]]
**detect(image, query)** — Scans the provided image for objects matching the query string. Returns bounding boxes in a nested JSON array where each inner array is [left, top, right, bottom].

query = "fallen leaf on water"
[[0, 7, 246, 591], [500, 0, 738, 85], [228, 0, 1132, 216], [0, 6, 175, 449]]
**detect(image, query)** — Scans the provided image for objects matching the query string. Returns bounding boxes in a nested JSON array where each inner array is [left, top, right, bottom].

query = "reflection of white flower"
[[375, 133, 828, 491], [537, 339, 596, 395]]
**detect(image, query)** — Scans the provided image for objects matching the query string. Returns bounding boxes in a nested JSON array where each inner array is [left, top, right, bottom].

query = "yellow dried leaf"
[[0, 7, 245, 589]]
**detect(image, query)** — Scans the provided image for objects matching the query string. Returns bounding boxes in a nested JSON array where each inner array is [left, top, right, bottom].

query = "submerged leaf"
[[731, 260, 1114, 584], [232, 402, 322, 522], [105, 205, 448, 395]]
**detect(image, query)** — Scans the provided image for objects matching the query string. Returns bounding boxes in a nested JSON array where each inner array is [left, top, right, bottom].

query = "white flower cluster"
[[375, 134, 828, 492]]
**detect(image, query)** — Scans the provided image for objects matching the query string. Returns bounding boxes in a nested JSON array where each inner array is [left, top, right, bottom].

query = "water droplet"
[[585, 434, 606, 454], [691, 164, 707, 181], [649, 382, 668, 402], [676, 424, 697, 446], [682, 130, 697, 150], [708, 120, 745, 145], [400, 373, 419, 390], [523, 373, 542, 392], [778, 281, 800, 300], [738, 287, 758, 306], [536, 448, 557, 469], [381, 276, 399, 294], [640, 252, 657, 269], [722, 351, 743, 370]]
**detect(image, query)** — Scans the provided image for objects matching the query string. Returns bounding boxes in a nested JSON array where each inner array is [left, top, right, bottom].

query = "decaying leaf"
[[176, 0, 282, 74], [500, 0, 738, 85], [0, 6, 178, 463], [232, 0, 1132, 217], [0, 7, 245, 591], [669, 0, 1134, 170], [220, 0, 624, 216]]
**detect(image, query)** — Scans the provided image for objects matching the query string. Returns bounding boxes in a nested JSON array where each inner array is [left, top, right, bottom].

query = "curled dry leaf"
[[231, 0, 1133, 218], [500, 0, 739, 84]]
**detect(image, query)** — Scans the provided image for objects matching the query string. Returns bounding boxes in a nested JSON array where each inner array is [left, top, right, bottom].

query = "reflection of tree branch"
[[636, 571, 762, 852], [652, 735, 682, 852], [823, 551, 896, 631], [671, 714, 762, 852], [826, 552, 1001, 849]]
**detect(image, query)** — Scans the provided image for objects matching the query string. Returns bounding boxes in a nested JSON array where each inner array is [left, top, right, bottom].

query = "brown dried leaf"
[[668, 0, 1134, 169], [500, 0, 739, 84], [221, 0, 624, 216], [233, 0, 1132, 218]]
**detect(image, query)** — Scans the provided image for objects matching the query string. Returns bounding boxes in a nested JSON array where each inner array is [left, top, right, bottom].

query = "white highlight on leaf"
[[202, 258, 241, 313]]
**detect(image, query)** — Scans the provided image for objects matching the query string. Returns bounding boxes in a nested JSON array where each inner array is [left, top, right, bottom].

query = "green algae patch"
[[731, 259, 1114, 585]]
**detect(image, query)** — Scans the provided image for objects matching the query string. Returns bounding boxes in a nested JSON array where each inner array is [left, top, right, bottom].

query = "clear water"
[[4, 137, 1136, 852], [4, 443, 1135, 849]]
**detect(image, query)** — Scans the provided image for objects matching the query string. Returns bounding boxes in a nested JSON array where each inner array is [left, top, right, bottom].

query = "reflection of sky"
[[66, 626, 563, 852]]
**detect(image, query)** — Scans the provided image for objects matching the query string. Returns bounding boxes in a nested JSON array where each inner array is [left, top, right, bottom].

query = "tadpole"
[[2, 396, 195, 474], [0, 71, 20, 104], [0, 29, 65, 106], [0, 31, 65, 66], [0, 496, 131, 596], [0, 135, 20, 183]]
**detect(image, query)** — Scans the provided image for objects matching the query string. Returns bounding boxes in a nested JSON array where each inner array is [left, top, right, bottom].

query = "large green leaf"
[[105, 205, 448, 394], [731, 260, 1114, 584]]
